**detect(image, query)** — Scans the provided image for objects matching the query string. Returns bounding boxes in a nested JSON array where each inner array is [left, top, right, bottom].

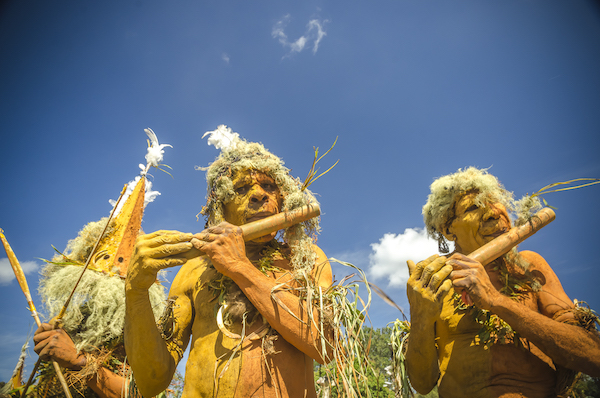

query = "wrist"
[[410, 307, 438, 326], [218, 258, 255, 280], [125, 270, 156, 294], [72, 353, 87, 371], [125, 280, 152, 303], [488, 291, 512, 314]]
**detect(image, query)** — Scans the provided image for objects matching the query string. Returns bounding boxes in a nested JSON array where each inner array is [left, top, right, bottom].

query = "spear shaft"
[[0, 229, 73, 398], [12, 184, 129, 397]]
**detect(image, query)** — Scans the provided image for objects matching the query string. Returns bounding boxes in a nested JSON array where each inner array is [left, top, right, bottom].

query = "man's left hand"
[[33, 323, 86, 370], [448, 253, 502, 310]]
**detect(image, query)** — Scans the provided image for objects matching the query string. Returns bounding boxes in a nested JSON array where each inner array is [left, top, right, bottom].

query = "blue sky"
[[1, 0, 600, 382]]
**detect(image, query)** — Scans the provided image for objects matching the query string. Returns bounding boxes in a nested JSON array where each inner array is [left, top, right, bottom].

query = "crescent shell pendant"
[[216, 304, 270, 341]]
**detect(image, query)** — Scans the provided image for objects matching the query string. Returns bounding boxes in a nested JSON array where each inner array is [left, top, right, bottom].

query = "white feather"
[[202, 124, 240, 151]]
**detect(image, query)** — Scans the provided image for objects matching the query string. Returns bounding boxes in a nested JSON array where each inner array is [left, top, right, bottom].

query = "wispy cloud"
[[272, 14, 329, 57], [222, 53, 230, 64], [368, 228, 439, 288], [0, 258, 39, 285]]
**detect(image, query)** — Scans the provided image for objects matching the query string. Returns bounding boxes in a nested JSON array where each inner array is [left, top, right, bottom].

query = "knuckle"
[[155, 235, 169, 245], [138, 247, 150, 258], [157, 246, 172, 255]]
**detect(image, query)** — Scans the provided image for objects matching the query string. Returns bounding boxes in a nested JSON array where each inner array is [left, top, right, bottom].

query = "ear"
[[442, 225, 455, 241], [208, 204, 226, 226]]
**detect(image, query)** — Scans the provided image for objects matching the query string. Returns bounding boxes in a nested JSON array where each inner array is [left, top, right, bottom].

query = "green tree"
[[164, 371, 184, 398], [313, 326, 396, 397], [569, 374, 600, 398], [362, 327, 394, 398]]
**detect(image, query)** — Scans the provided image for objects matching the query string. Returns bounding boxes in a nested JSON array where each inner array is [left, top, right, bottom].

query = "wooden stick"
[[0, 229, 73, 398], [20, 361, 41, 398]]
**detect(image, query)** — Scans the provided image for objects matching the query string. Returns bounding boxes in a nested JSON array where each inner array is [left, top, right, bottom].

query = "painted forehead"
[[454, 192, 479, 211], [231, 169, 276, 186], [454, 191, 505, 213]]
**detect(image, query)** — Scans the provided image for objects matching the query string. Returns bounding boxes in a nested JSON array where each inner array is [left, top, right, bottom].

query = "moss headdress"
[[199, 124, 320, 274], [423, 167, 516, 253], [39, 219, 166, 351]]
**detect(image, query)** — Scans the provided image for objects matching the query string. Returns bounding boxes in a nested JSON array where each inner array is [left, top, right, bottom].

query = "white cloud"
[[222, 53, 230, 64], [308, 19, 327, 54], [272, 14, 329, 57], [0, 258, 39, 285], [368, 228, 440, 288]]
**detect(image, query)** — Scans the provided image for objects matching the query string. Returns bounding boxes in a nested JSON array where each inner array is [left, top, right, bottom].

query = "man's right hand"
[[406, 254, 453, 322], [126, 230, 194, 291], [33, 323, 86, 370], [191, 222, 250, 279]]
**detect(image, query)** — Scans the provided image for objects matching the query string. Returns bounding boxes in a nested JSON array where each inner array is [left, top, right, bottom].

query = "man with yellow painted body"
[[125, 127, 333, 397], [406, 167, 600, 398]]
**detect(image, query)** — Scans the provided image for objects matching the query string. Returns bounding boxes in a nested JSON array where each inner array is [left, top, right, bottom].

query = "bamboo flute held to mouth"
[[191, 203, 320, 246]]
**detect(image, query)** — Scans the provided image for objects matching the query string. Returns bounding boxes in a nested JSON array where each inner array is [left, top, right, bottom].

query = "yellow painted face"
[[444, 192, 511, 255], [223, 169, 283, 241]]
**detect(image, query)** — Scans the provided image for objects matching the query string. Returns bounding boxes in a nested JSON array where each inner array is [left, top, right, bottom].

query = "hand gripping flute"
[[458, 207, 556, 305], [191, 203, 320, 246], [238, 203, 320, 242]]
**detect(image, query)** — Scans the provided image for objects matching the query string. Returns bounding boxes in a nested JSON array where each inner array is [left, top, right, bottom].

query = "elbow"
[[555, 333, 600, 377], [409, 378, 437, 396], [578, 356, 600, 378], [316, 348, 334, 365], [407, 375, 437, 395], [309, 331, 334, 365], [312, 340, 335, 365], [314, 329, 335, 365], [133, 370, 173, 398], [583, 342, 600, 377], [406, 363, 438, 395], [128, 354, 176, 397]]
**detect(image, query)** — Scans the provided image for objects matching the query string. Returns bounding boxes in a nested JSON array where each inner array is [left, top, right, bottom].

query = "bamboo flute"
[[191, 203, 320, 245], [239, 203, 321, 241], [0, 229, 73, 398], [458, 207, 556, 305], [468, 207, 556, 265]]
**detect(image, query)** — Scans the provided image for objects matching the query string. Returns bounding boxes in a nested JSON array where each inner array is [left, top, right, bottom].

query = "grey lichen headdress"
[[422, 167, 517, 253], [198, 125, 320, 274], [39, 219, 166, 351]]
